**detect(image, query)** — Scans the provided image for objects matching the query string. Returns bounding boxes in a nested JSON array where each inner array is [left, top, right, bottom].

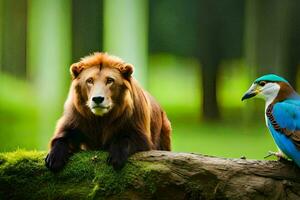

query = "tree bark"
[[1, 150, 300, 200]]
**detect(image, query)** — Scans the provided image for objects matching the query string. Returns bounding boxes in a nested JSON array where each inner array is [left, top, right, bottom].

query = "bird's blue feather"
[[273, 99, 300, 130], [267, 120, 300, 166], [268, 97, 300, 166]]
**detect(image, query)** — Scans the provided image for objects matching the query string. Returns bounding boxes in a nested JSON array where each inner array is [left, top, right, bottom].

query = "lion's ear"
[[120, 63, 134, 78], [70, 62, 84, 79]]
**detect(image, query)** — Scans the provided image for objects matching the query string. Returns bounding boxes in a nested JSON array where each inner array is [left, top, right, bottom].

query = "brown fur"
[[45, 52, 171, 171]]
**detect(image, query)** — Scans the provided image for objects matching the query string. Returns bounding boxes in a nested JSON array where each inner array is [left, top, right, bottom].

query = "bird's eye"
[[106, 77, 114, 85], [86, 77, 94, 85], [258, 81, 266, 87]]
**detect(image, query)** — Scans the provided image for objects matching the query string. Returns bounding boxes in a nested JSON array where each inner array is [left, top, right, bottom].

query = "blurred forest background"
[[1, 0, 300, 160]]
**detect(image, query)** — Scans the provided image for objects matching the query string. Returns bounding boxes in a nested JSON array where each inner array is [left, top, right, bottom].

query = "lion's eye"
[[106, 77, 114, 85], [86, 77, 94, 85], [258, 81, 266, 87]]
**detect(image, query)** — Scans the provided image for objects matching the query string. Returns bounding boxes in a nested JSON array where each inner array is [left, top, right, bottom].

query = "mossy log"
[[1, 150, 300, 200]]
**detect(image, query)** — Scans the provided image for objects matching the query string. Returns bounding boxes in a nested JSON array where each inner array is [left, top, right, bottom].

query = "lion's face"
[[70, 58, 133, 117], [83, 66, 126, 116], [70, 53, 133, 116]]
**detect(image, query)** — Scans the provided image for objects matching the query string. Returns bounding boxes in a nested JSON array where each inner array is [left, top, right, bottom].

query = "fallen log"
[[0, 150, 300, 200]]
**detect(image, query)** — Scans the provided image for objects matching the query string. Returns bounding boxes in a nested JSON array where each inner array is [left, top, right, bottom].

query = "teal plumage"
[[254, 74, 289, 84], [242, 74, 300, 167]]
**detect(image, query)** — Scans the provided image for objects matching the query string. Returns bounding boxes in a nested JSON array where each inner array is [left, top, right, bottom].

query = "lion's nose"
[[92, 96, 105, 104]]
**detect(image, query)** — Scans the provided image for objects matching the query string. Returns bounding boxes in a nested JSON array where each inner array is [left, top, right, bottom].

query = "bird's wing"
[[272, 100, 300, 149]]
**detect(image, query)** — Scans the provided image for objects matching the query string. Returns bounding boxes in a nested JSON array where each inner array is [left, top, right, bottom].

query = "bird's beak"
[[241, 84, 260, 101]]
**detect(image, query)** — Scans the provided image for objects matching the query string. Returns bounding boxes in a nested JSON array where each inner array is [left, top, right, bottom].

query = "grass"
[[0, 74, 39, 150], [172, 120, 277, 160]]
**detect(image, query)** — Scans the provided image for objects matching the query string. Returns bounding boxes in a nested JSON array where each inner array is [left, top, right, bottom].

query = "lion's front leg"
[[45, 129, 84, 172], [107, 133, 151, 170]]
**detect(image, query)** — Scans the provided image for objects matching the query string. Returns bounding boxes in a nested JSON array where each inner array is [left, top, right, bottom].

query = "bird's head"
[[242, 74, 292, 103]]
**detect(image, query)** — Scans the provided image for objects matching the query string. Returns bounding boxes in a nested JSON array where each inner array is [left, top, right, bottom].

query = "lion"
[[45, 52, 171, 171]]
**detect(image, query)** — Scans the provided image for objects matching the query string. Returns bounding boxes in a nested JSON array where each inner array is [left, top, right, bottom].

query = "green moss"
[[90, 158, 160, 197], [0, 150, 170, 200]]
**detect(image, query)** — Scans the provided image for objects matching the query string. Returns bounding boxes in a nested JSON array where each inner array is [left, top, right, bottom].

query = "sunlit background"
[[1, 0, 300, 160]]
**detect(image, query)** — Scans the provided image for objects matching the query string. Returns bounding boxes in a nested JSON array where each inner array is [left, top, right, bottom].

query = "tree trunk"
[[197, 0, 244, 121], [201, 60, 220, 121], [245, 0, 300, 88], [1, 150, 300, 200], [72, 0, 103, 62], [1, 0, 27, 77], [103, 0, 148, 87]]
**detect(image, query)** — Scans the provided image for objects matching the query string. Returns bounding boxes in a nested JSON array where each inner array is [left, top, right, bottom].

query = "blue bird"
[[242, 74, 300, 167]]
